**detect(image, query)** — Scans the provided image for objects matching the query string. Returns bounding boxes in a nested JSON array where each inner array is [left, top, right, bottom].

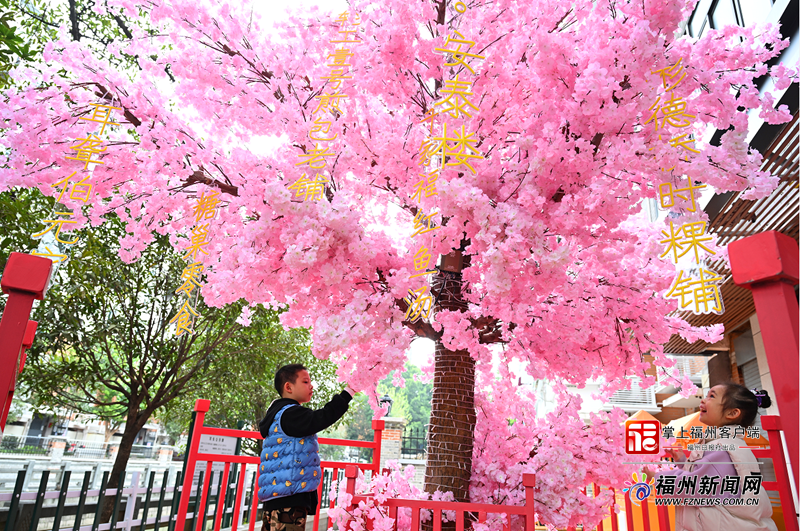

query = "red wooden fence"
[[342, 464, 536, 531], [173, 399, 384, 531], [172, 400, 796, 531]]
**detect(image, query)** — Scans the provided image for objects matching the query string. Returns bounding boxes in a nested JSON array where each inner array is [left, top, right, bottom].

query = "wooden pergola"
[[665, 111, 799, 354]]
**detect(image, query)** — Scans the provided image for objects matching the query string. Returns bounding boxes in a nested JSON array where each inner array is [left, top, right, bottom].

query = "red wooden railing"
[[173, 399, 383, 531], [172, 400, 795, 531], [343, 464, 537, 531]]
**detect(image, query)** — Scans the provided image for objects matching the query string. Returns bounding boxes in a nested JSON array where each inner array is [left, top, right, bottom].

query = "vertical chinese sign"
[[168, 11, 366, 337], [288, 11, 363, 202], [646, 59, 723, 315], [170, 189, 221, 336], [31, 100, 120, 266], [403, 1, 486, 323]]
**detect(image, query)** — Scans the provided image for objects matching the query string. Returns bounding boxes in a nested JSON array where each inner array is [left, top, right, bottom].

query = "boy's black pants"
[[261, 507, 308, 531]]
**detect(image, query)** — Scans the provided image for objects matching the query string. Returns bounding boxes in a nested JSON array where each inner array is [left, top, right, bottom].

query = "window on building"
[[738, 0, 773, 27], [710, 0, 740, 29], [739, 358, 762, 389], [688, 0, 715, 37]]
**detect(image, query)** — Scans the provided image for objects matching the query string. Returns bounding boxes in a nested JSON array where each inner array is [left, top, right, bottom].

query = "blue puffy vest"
[[257, 405, 322, 501]]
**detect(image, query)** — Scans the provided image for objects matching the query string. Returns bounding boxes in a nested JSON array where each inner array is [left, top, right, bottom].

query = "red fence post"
[[761, 416, 798, 531], [522, 473, 535, 531], [655, 504, 670, 531], [344, 465, 358, 502], [175, 399, 211, 531], [728, 231, 799, 488], [371, 420, 384, 475], [609, 488, 618, 531], [0, 253, 51, 433]]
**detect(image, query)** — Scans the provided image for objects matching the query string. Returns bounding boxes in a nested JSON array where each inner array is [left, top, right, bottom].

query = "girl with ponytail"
[[656, 383, 777, 530]]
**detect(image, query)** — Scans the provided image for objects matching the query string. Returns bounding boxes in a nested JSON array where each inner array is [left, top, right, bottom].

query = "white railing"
[[657, 355, 707, 385], [607, 379, 658, 411], [0, 436, 171, 460]]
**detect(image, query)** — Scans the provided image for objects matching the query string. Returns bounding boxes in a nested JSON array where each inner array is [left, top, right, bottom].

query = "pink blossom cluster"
[[468, 368, 662, 529], [1, 0, 796, 523], [328, 462, 455, 531]]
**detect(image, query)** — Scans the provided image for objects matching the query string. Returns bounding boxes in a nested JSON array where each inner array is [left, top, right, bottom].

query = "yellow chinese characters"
[[170, 300, 200, 337], [659, 177, 706, 212], [31, 101, 120, 265], [170, 189, 222, 337], [665, 268, 725, 315], [402, 3, 487, 324], [647, 58, 699, 156], [289, 11, 364, 203], [646, 59, 724, 315], [404, 286, 433, 321], [659, 221, 715, 264]]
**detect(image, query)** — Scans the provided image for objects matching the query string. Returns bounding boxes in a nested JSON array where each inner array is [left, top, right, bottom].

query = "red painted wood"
[[729, 231, 799, 488], [212, 463, 230, 531], [317, 437, 380, 448], [641, 497, 650, 531], [433, 509, 442, 531], [194, 454, 258, 464], [248, 474, 258, 531], [609, 488, 618, 531], [0, 320, 36, 432], [0, 253, 51, 432], [313, 472, 324, 531], [231, 464, 246, 531], [371, 419, 384, 473], [761, 416, 798, 531], [175, 403, 209, 531], [656, 504, 670, 531], [455, 511, 465, 531], [523, 473, 535, 531], [624, 490, 634, 531], [728, 231, 799, 285], [195, 461, 212, 529], [593, 483, 603, 531]]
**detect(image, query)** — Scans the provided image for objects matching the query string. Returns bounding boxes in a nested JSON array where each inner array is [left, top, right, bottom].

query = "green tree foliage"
[[378, 363, 432, 435], [325, 362, 432, 446], [0, 187, 317, 520], [0, 187, 48, 273], [3, 0, 160, 85], [158, 320, 340, 456], [0, 0, 36, 86]]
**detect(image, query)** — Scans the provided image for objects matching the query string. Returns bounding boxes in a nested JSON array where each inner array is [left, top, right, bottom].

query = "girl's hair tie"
[[751, 389, 768, 408]]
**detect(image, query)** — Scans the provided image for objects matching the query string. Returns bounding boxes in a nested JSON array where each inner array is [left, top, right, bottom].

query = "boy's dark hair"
[[719, 382, 772, 427], [274, 364, 308, 397]]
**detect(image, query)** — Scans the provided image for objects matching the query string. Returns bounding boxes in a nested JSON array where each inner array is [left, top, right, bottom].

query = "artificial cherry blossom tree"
[[0, 0, 794, 524]]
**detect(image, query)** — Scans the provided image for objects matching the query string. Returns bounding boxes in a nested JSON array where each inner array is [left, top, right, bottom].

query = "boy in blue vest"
[[258, 364, 355, 531]]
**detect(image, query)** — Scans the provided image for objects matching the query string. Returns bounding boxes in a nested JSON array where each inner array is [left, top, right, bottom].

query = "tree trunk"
[[424, 340, 476, 502], [101, 409, 147, 523], [424, 267, 476, 505], [68, 0, 80, 41], [103, 420, 121, 443]]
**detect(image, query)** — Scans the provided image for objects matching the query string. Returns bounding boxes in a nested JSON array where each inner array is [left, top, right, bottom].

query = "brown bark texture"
[[423, 269, 476, 505], [100, 409, 148, 523]]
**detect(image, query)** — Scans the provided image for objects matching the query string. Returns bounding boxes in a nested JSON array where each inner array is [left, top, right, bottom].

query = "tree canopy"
[[0, 187, 329, 520], [0, 0, 794, 524]]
